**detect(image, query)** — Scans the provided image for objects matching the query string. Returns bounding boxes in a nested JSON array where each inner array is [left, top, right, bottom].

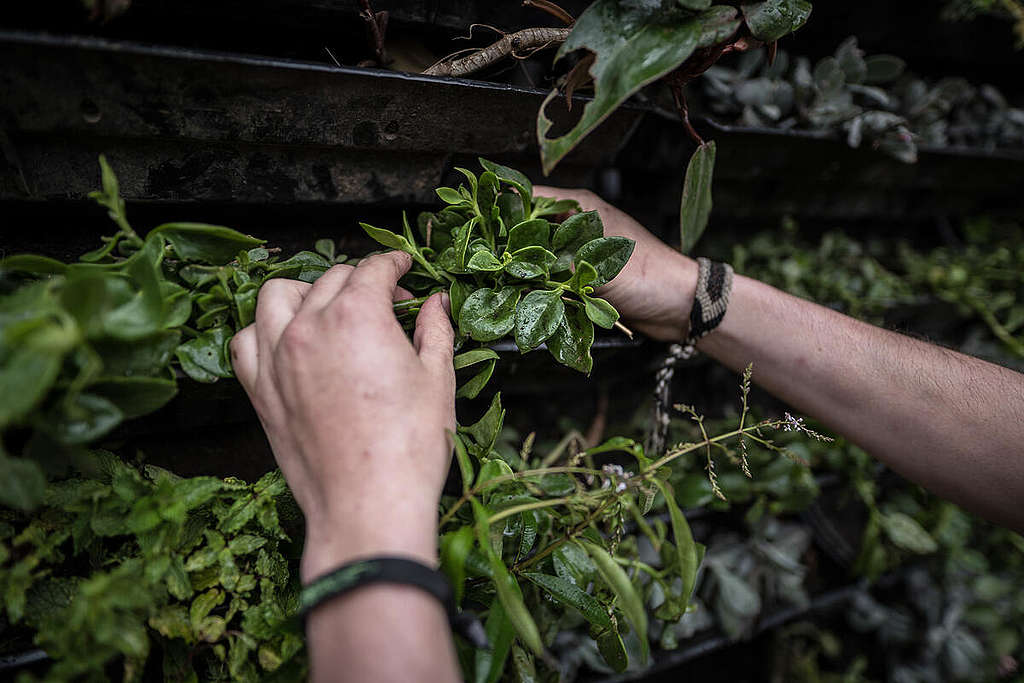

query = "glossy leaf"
[[454, 348, 500, 370], [176, 325, 233, 383], [582, 294, 620, 329], [505, 247, 557, 280], [551, 211, 604, 253], [449, 280, 471, 322], [506, 219, 551, 253], [52, 393, 124, 445], [514, 290, 565, 352], [696, 5, 742, 47], [150, 223, 264, 265], [597, 629, 629, 673], [575, 237, 635, 287], [741, 0, 812, 42], [451, 431, 474, 494], [680, 141, 717, 254], [523, 572, 612, 631], [547, 303, 594, 374], [538, 2, 701, 173], [460, 287, 521, 342], [440, 526, 475, 606], [566, 260, 599, 293], [578, 540, 648, 660], [456, 359, 496, 399], [0, 345, 65, 428], [467, 250, 504, 273], [360, 223, 413, 252], [463, 393, 505, 454]]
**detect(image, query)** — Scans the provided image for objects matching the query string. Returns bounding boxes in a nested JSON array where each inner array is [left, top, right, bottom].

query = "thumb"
[[414, 293, 456, 381]]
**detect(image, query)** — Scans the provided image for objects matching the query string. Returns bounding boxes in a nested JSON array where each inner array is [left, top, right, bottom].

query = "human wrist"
[[301, 505, 439, 583], [632, 247, 699, 342]]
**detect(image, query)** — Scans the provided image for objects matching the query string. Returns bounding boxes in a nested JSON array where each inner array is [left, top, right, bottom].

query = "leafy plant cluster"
[[1, 461, 303, 682], [701, 36, 1024, 162], [361, 158, 634, 382], [534, 0, 813, 253], [0, 155, 345, 512], [0, 158, 828, 681]]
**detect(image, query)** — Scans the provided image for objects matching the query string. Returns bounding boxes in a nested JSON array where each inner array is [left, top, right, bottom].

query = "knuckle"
[[279, 317, 315, 352]]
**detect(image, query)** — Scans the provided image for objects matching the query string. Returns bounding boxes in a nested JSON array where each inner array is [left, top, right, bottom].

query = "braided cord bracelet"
[[647, 257, 735, 458]]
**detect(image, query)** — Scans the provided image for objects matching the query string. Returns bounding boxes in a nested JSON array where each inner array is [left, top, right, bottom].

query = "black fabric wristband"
[[298, 557, 487, 648]]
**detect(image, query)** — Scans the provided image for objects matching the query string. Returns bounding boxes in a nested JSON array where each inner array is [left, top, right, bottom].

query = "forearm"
[[700, 274, 1024, 530]]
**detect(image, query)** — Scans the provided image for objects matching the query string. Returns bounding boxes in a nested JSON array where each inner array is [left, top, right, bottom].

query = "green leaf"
[[506, 220, 551, 253], [479, 159, 533, 214], [496, 193, 526, 227], [440, 527, 475, 606], [741, 0, 812, 42], [0, 344, 65, 428], [0, 254, 69, 275], [456, 359, 496, 400], [0, 455, 47, 511], [462, 393, 505, 453], [523, 572, 612, 631], [454, 348, 500, 370], [578, 540, 648, 660], [582, 294, 619, 329], [359, 223, 413, 252], [514, 290, 565, 352], [575, 237, 634, 287], [505, 247, 557, 280], [176, 325, 233, 383], [566, 260, 599, 293], [314, 239, 335, 261], [538, 3, 701, 174], [597, 629, 629, 673], [449, 280, 471, 322], [655, 480, 700, 605], [696, 5, 742, 47], [472, 499, 544, 657], [451, 432, 474, 494], [52, 392, 124, 444], [473, 599, 516, 683], [551, 211, 604, 253], [467, 250, 504, 273], [267, 251, 332, 283], [881, 512, 938, 554], [90, 376, 178, 419], [150, 223, 264, 265], [679, 0, 711, 9], [476, 458, 516, 490], [547, 303, 594, 374], [436, 187, 466, 205], [459, 286, 521, 342], [679, 141, 717, 254]]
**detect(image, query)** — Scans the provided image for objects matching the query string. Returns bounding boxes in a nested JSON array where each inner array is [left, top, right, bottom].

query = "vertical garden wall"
[[2, 1, 1024, 681]]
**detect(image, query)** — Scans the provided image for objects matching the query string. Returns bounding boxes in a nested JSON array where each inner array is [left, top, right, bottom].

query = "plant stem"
[[438, 465, 604, 527], [484, 497, 574, 527], [514, 498, 615, 572]]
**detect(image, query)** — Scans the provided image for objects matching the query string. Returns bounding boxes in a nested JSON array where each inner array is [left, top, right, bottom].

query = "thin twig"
[[424, 27, 571, 77]]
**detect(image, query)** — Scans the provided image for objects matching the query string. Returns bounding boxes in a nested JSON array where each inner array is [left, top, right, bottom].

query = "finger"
[[334, 251, 412, 312], [394, 286, 414, 302], [229, 325, 259, 391], [255, 278, 311, 352], [414, 293, 456, 381], [298, 264, 355, 313], [534, 185, 601, 209]]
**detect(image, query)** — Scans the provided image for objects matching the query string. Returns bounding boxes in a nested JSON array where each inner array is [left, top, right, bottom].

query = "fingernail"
[[439, 292, 452, 315]]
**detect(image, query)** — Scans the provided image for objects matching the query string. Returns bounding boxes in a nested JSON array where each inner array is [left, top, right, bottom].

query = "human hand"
[[230, 252, 456, 582], [535, 187, 698, 341]]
